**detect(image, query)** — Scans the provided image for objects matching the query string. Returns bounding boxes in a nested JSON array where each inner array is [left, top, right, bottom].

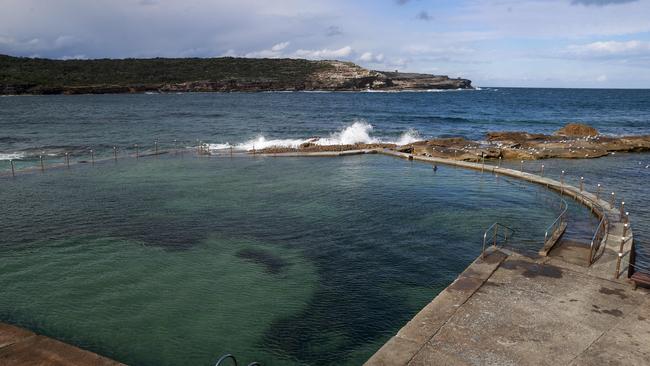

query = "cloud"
[[565, 40, 650, 57], [358, 52, 384, 63], [394, 0, 410, 5], [243, 41, 290, 58], [271, 42, 290, 52], [294, 46, 353, 59], [596, 74, 608, 82], [416, 11, 433, 21], [570, 0, 638, 6], [325, 25, 342, 37]]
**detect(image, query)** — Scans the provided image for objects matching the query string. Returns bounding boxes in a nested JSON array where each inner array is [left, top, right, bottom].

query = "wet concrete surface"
[[0, 323, 124, 366]]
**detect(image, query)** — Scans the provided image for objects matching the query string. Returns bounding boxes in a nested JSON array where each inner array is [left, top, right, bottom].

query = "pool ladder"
[[215, 353, 261, 366], [482, 222, 515, 257]]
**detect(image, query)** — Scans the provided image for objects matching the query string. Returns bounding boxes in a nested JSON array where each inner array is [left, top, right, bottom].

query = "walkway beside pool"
[[0, 323, 124, 365], [366, 248, 650, 365]]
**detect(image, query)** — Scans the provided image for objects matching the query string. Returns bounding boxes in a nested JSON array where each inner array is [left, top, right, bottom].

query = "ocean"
[[1, 88, 649, 365]]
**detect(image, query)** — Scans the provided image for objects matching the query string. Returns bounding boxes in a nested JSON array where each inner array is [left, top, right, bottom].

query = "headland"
[[0, 55, 472, 95]]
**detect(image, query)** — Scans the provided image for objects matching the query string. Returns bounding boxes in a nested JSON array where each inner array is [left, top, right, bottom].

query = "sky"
[[1, 0, 650, 88]]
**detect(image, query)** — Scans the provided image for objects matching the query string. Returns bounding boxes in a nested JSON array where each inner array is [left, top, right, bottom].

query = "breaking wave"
[[207, 121, 423, 151], [0, 152, 26, 161]]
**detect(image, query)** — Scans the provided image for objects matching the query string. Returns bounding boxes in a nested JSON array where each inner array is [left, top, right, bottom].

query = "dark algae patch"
[[237, 248, 288, 274], [500, 259, 563, 279], [598, 286, 629, 300]]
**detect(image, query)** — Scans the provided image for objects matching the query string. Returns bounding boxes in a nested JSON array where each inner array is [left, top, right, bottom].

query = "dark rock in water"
[[396, 145, 413, 153], [555, 123, 599, 137], [236, 248, 287, 274]]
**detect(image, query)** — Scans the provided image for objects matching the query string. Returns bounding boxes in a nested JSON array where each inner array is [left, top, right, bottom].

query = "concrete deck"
[[0, 323, 124, 366], [367, 249, 650, 365]]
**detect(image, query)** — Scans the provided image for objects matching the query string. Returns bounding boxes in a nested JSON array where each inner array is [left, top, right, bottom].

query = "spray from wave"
[[0, 152, 25, 161], [207, 121, 422, 152]]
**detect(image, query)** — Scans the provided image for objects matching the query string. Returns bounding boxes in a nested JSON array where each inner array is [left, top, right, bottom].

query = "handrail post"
[[610, 192, 615, 208], [135, 144, 139, 159], [113, 146, 117, 161], [615, 235, 626, 279], [40, 155, 44, 172], [541, 164, 544, 177], [482, 232, 487, 258], [579, 177, 584, 192], [620, 201, 625, 220], [90, 149, 94, 165], [596, 184, 601, 201], [10, 159, 15, 177], [493, 225, 498, 247]]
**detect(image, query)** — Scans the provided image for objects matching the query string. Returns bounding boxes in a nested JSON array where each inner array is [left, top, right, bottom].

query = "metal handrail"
[[482, 222, 515, 257], [588, 215, 608, 265], [216, 354, 237, 366], [543, 198, 568, 246], [215, 354, 261, 366]]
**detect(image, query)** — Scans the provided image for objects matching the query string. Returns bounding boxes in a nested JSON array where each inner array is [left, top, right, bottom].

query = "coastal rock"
[[555, 123, 599, 137]]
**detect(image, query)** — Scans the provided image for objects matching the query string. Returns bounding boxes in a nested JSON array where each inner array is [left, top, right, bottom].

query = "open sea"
[[1, 88, 649, 365]]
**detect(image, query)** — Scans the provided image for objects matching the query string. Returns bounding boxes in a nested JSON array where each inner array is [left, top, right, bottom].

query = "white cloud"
[[596, 74, 608, 82], [294, 46, 353, 59], [566, 40, 650, 57], [358, 52, 384, 63], [244, 41, 291, 58], [271, 42, 290, 52]]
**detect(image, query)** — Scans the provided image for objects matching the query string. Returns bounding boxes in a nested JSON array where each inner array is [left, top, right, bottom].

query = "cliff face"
[[0, 55, 472, 94]]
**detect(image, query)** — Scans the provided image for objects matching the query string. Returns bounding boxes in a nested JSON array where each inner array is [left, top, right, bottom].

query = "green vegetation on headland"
[[0, 54, 472, 94]]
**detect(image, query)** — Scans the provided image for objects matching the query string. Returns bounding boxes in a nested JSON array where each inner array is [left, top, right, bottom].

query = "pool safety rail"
[[588, 215, 609, 265], [543, 198, 568, 250], [482, 222, 515, 258], [215, 353, 261, 366]]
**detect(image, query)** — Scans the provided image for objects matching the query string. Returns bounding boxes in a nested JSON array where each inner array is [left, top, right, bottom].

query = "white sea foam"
[[317, 121, 380, 145], [206, 121, 423, 152], [395, 129, 421, 145], [236, 136, 309, 150], [206, 143, 233, 150], [0, 152, 26, 161]]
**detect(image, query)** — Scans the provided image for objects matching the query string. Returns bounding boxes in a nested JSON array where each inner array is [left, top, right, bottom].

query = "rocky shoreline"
[[0, 55, 472, 94], [256, 124, 650, 161]]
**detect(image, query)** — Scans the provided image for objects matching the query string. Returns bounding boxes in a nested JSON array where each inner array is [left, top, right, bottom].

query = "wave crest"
[[207, 121, 423, 151]]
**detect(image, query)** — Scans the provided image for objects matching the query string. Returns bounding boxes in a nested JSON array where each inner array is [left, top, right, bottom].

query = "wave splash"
[[0, 152, 26, 161], [207, 121, 422, 151]]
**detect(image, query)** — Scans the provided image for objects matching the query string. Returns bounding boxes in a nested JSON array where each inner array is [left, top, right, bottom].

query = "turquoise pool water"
[[0, 153, 583, 365]]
